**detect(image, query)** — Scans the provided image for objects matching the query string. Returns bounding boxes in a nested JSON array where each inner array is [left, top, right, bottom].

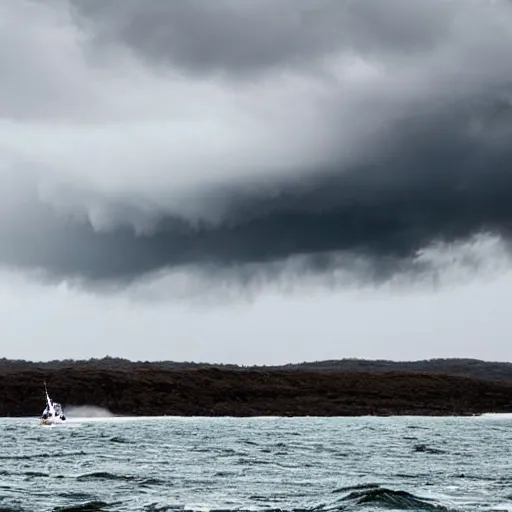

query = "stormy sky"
[[2, 0, 512, 363]]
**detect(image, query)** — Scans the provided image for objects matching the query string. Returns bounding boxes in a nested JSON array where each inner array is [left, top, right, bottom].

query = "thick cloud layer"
[[2, 0, 512, 285]]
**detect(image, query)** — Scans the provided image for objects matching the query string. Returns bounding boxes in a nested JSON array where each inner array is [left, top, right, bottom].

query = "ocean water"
[[1, 415, 512, 512]]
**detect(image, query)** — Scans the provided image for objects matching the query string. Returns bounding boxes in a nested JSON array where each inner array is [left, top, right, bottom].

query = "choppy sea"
[[1, 414, 512, 511]]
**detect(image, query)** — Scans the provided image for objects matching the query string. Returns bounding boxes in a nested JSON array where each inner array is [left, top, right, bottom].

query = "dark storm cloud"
[[2, 96, 512, 283], [2, 0, 512, 286]]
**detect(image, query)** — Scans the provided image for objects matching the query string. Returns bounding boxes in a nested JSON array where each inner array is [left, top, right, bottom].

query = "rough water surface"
[[0, 415, 511, 511]]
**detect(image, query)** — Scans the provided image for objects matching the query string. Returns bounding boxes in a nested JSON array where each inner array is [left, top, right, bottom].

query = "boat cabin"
[[41, 401, 65, 421]]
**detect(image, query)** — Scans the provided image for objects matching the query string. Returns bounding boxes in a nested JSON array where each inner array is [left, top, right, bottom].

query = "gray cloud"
[[67, 0, 460, 77], [2, 96, 512, 284], [2, 0, 512, 289]]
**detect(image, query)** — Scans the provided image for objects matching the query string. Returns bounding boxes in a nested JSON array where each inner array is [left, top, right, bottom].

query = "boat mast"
[[44, 380, 53, 411]]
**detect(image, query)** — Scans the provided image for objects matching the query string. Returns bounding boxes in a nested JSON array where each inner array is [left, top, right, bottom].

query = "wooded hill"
[[1, 357, 512, 417], [1, 356, 512, 381]]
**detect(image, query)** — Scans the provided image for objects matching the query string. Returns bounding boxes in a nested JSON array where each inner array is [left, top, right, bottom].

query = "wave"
[[339, 484, 450, 510], [24, 470, 50, 478], [0, 451, 86, 461], [333, 483, 383, 493], [107, 436, 131, 444], [414, 444, 446, 455], [76, 471, 137, 482], [53, 501, 114, 511], [75, 471, 163, 486], [139, 489, 451, 512]]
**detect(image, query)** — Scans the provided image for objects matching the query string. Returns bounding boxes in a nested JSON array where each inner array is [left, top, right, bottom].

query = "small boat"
[[40, 382, 66, 425]]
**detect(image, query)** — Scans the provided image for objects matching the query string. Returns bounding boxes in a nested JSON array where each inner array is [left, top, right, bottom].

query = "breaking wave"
[[338, 484, 450, 510], [52, 501, 112, 512]]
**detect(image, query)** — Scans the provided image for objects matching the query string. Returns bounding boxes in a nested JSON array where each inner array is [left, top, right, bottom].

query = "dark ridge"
[[2, 365, 512, 417], [2, 357, 512, 382]]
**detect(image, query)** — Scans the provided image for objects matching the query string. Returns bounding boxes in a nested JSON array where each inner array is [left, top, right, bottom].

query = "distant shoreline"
[[1, 358, 512, 417], [4, 413, 511, 420], [3, 356, 512, 381]]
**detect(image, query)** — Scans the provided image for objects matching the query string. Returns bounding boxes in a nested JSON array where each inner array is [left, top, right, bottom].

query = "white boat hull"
[[40, 417, 66, 426]]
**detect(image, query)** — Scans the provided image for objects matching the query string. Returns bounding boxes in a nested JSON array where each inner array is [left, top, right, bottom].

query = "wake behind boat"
[[40, 382, 66, 425]]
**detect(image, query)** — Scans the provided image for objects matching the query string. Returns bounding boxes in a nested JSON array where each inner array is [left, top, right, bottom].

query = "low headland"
[[2, 357, 512, 417]]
